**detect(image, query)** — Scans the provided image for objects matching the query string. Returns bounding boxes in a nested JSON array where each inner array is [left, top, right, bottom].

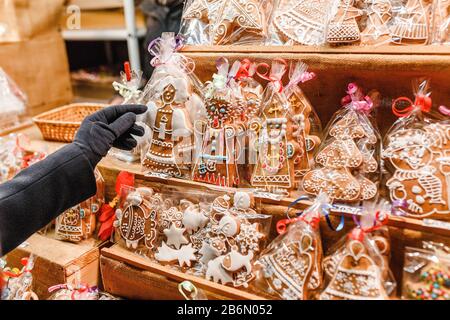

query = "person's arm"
[[0, 104, 147, 256]]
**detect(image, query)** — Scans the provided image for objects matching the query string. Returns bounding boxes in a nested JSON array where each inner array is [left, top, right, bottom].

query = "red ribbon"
[[392, 94, 432, 118], [256, 58, 287, 93], [235, 59, 252, 80], [349, 211, 388, 242], [124, 61, 131, 82], [276, 213, 320, 235], [97, 171, 135, 241]]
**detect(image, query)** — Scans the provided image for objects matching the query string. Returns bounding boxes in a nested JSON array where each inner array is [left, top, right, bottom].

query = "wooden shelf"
[[101, 245, 266, 300], [183, 44, 450, 55]]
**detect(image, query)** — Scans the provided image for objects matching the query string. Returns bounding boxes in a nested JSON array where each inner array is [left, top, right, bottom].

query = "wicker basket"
[[33, 103, 107, 142]]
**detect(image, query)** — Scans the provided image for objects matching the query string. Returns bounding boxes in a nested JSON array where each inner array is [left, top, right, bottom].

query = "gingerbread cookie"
[[320, 240, 389, 300], [115, 188, 158, 251], [142, 77, 194, 178], [326, 0, 363, 44], [56, 170, 104, 242], [251, 90, 297, 193], [389, 0, 431, 45], [383, 123, 450, 220], [273, 0, 333, 45], [210, 0, 265, 45]]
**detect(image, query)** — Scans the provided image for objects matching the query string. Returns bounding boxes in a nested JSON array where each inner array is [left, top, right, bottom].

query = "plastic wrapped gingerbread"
[[320, 211, 395, 300], [252, 194, 329, 300], [251, 60, 298, 194], [302, 83, 381, 203], [55, 169, 105, 242], [326, 0, 364, 44], [141, 33, 202, 178], [192, 58, 243, 187], [383, 80, 450, 221]]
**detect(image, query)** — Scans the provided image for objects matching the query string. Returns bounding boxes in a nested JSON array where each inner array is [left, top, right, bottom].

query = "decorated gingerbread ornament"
[[326, 0, 364, 44], [389, 0, 431, 45], [114, 188, 158, 251], [251, 60, 297, 193], [302, 83, 380, 203], [273, 0, 334, 45], [320, 240, 389, 300], [142, 77, 194, 177], [210, 0, 265, 45], [360, 0, 393, 44], [193, 59, 241, 187], [56, 170, 104, 242]]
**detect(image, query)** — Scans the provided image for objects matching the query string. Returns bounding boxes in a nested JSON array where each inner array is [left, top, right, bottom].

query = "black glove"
[[74, 104, 147, 168]]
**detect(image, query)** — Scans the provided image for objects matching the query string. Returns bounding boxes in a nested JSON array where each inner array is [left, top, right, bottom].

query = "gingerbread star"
[[163, 224, 189, 249]]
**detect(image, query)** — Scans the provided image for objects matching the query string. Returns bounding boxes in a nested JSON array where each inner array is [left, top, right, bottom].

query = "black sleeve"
[[0, 143, 97, 256]]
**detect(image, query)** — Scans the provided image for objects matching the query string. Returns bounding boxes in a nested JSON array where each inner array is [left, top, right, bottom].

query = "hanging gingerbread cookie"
[[285, 62, 321, 185]]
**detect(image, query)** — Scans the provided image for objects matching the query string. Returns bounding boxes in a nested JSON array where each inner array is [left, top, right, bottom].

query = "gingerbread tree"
[[302, 86, 378, 202]]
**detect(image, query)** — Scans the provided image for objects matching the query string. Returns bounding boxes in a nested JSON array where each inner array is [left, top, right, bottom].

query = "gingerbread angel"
[[360, 0, 393, 44], [142, 76, 194, 177]]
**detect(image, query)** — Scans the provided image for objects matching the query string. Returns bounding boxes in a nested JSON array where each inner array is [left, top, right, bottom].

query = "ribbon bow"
[[341, 83, 374, 114], [256, 58, 288, 93], [98, 171, 135, 241], [392, 93, 432, 118], [349, 210, 389, 242], [148, 34, 195, 74], [48, 283, 98, 300], [276, 195, 344, 235], [285, 62, 316, 93]]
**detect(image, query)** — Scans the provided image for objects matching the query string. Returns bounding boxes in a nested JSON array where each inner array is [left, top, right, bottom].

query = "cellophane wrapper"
[[429, 0, 450, 45], [268, 0, 335, 46], [1, 255, 36, 300], [114, 186, 272, 289], [0, 68, 26, 130], [55, 169, 105, 242], [301, 85, 381, 204], [388, 0, 434, 45], [179, 0, 276, 45], [402, 242, 449, 300], [192, 58, 245, 188], [382, 79, 450, 221], [109, 68, 145, 163], [251, 193, 329, 300], [0, 134, 45, 183], [320, 226, 396, 300], [139, 32, 205, 179]]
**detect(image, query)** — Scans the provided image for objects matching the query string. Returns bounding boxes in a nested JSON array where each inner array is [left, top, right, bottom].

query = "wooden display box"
[[4, 232, 101, 300], [101, 245, 266, 300]]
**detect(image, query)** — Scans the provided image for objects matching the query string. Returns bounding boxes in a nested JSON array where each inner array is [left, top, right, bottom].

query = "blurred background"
[[0, 0, 181, 120]]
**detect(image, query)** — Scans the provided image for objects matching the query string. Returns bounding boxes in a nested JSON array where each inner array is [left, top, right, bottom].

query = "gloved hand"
[[74, 104, 147, 168]]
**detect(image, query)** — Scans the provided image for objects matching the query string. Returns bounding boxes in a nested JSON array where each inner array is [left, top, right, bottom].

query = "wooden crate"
[[101, 245, 266, 300], [4, 232, 101, 300]]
